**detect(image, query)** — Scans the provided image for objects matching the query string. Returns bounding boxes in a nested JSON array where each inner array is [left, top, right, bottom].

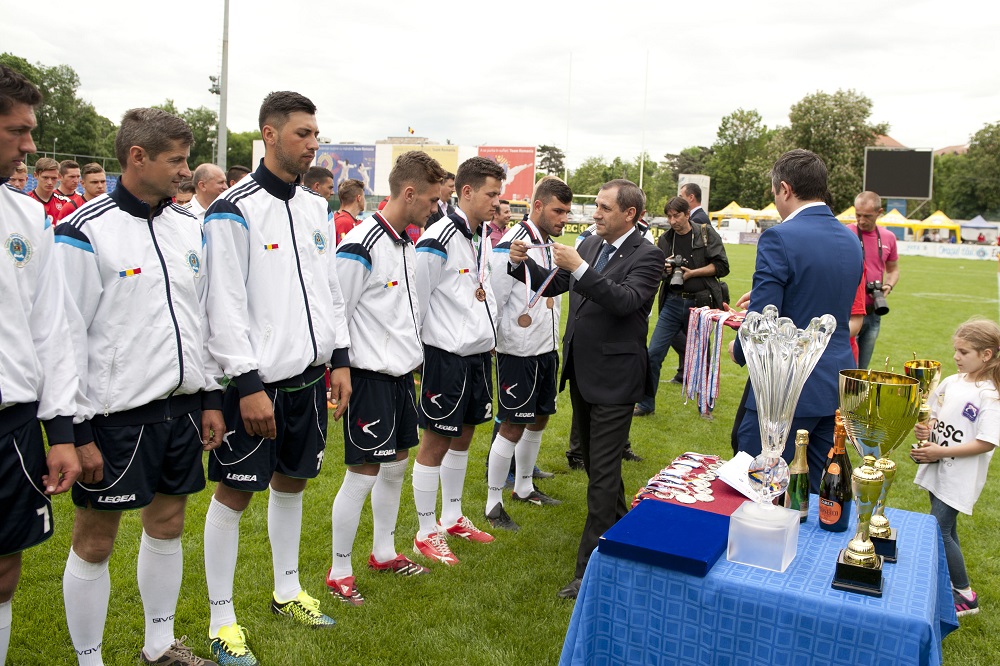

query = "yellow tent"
[[836, 206, 856, 224], [877, 209, 962, 243], [709, 201, 753, 226], [753, 203, 782, 221]]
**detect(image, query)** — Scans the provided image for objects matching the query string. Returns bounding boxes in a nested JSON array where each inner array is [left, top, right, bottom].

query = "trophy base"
[[871, 529, 898, 563], [831, 550, 884, 597]]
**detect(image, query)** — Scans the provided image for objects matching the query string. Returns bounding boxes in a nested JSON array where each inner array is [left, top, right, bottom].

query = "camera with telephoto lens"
[[666, 254, 687, 293], [866, 281, 890, 316]]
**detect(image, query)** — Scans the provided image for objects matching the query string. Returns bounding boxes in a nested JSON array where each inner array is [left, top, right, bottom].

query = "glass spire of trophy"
[[838, 369, 921, 562], [904, 358, 942, 464], [740, 305, 836, 505], [727, 305, 835, 573], [831, 462, 886, 596]]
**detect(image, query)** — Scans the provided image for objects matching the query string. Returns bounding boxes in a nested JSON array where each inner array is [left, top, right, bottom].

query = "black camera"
[[866, 281, 890, 316], [666, 254, 687, 293]]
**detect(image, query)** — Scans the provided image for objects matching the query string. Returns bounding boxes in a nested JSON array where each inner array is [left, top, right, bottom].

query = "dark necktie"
[[594, 242, 615, 273]]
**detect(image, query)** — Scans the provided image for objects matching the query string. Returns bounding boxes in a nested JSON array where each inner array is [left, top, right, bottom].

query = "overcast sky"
[[3, 0, 997, 169]]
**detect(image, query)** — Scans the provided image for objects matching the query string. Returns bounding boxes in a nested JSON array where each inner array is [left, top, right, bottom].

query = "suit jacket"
[[734, 204, 863, 416], [426, 202, 455, 225], [690, 206, 710, 226], [513, 229, 664, 405]]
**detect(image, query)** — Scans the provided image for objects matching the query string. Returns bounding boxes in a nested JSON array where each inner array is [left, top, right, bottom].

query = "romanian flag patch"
[[384, 280, 399, 289], [118, 267, 142, 278], [458, 268, 470, 274], [264, 243, 279, 251]]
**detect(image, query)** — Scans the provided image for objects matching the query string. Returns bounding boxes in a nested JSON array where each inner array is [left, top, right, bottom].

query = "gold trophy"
[[838, 370, 921, 563], [904, 358, 942, 465], [831, 463, 886, 596]]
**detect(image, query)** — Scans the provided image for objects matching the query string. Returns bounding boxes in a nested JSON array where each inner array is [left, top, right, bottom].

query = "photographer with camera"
[[634, 197, 729, 417], [847, 191, 899, 369]]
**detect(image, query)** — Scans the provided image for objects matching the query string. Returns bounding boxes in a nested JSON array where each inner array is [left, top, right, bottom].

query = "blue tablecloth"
[[560, 499, 959, 666]]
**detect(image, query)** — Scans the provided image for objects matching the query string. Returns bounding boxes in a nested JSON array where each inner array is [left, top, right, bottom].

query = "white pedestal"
[[727, 501, 800, 573]]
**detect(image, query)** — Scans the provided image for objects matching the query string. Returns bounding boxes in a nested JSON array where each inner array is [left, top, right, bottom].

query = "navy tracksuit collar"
[[252, 159, 300, 202], [109, 178, 172, 220]]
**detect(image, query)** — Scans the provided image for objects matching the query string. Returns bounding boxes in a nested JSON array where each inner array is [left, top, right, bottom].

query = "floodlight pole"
[[216, 0, 230, 169], [639, 51, 649, 190], [563, 52, 572, 183]]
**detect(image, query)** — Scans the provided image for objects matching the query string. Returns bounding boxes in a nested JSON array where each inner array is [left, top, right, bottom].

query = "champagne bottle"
[[784, 429, 810, 523], [819, 414, 853, 532]]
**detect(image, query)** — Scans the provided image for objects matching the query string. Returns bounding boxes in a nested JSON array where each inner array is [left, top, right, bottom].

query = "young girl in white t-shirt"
[[911, 318, 1000, 618]]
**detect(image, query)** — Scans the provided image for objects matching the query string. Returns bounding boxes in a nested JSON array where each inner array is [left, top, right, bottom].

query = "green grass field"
[[8, 242, 1000, 665]]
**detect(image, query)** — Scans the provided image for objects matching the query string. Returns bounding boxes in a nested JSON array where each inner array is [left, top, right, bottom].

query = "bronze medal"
[[475, 286, 487, 302], [517, 313, 532, 328], [546, 296, 554, 309]]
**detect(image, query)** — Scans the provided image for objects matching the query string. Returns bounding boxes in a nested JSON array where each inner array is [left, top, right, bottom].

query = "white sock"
[[0, 599, 11, 666], [439, 449, 469, 529], [486, 434, 517, 511], [412, 462, 440, 540], [204, 497, 242, 636], [371, 459, 408, 563], [330, 471, 377, 579], [63, 549, 110, 666], [955, 586, 974, 599], [137, 532, 182, 660], [268, 489, 304, 603], [514, 428, 544, 497]]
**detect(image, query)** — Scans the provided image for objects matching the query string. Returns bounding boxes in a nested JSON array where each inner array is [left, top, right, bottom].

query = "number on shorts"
[[36, 506, 51, 533]]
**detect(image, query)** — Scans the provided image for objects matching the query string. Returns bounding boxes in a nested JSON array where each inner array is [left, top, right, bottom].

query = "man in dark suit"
[[730, 149, 863, 492], [681, 182, 710, 226], [425, 171, 455, 225], [509, 179, 664, 598]]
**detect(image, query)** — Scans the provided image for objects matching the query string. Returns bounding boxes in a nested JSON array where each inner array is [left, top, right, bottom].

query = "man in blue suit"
[[730, 149, 863, 492]]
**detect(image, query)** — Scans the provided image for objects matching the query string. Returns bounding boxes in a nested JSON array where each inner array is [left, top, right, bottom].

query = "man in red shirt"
[[59, 163, 107, 217], [57, 159, 85, 208], [28, 157, 71, 225], [334, 178, 365, 244]]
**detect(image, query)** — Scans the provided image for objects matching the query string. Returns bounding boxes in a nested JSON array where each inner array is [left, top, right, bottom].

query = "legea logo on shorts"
[[438, 424, 459, 432], [514, 412, 534, 418], [226, 473, 258, 482], [97, 494, 136, 504], [373, 449, 396, 457]]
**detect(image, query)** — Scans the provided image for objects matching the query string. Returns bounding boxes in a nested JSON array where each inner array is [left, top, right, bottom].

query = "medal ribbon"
[[522, 242, 557, 313]]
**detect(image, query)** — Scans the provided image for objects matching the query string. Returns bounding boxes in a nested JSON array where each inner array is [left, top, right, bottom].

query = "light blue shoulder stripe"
[[55, 235, 95, 253], [415, 246, 447, 260], [205, 211, 248, 230], [337, 252, 372, 271]]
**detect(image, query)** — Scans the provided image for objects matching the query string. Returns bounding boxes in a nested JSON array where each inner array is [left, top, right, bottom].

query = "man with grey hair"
[[188, 163, 228, 222], [508, 178, 664, 598], [56, 106, 225, 665], [846, 190, 898, 368]]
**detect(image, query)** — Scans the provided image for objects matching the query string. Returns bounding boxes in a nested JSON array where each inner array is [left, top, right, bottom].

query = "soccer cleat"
[[442, 515, 495, 543], [413, 528, 459, 565], [141, 636, 218, 665], [209, 624, 258, 666], [512, 487, 562, 506], [270, 590, 337, 627], [954, 589, 980, 617], [368, 553, 429, 576], [532, 465, 555, 479], [485, 502, 520, 531], [325, 572, 365, 606]]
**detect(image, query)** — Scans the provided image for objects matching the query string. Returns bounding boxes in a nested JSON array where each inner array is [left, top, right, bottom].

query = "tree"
[[661, 146, 713, 183], [708, 109, 774, 209], [537, 144, 565, 176], [567, 156, 609, 198], [785, 89, 888, 211], [226, 129, 261, 170], [963, 122, 1000, 218]]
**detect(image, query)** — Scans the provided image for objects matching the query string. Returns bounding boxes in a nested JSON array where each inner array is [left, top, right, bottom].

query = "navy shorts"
[[496, 351, 559, 424], [343, 369, 419, 465], [209, 373, 328, 492], [417, 345, 493, 437], [73, 404, 206, 511], [0, 404, 53, 556]]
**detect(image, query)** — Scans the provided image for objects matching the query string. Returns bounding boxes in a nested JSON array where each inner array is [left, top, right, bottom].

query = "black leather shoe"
[[557, 577, 583, 599], [669, 373, 684, 384], [566, 455, 585, 471], [622, 444, 644, 463], [633, 406, 654, 417]]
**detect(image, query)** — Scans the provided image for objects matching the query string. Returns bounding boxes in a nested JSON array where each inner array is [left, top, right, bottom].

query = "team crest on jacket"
[[5, 233, 31, 267], [186, 250, 201, 275], [313, 230, 327, 254]]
